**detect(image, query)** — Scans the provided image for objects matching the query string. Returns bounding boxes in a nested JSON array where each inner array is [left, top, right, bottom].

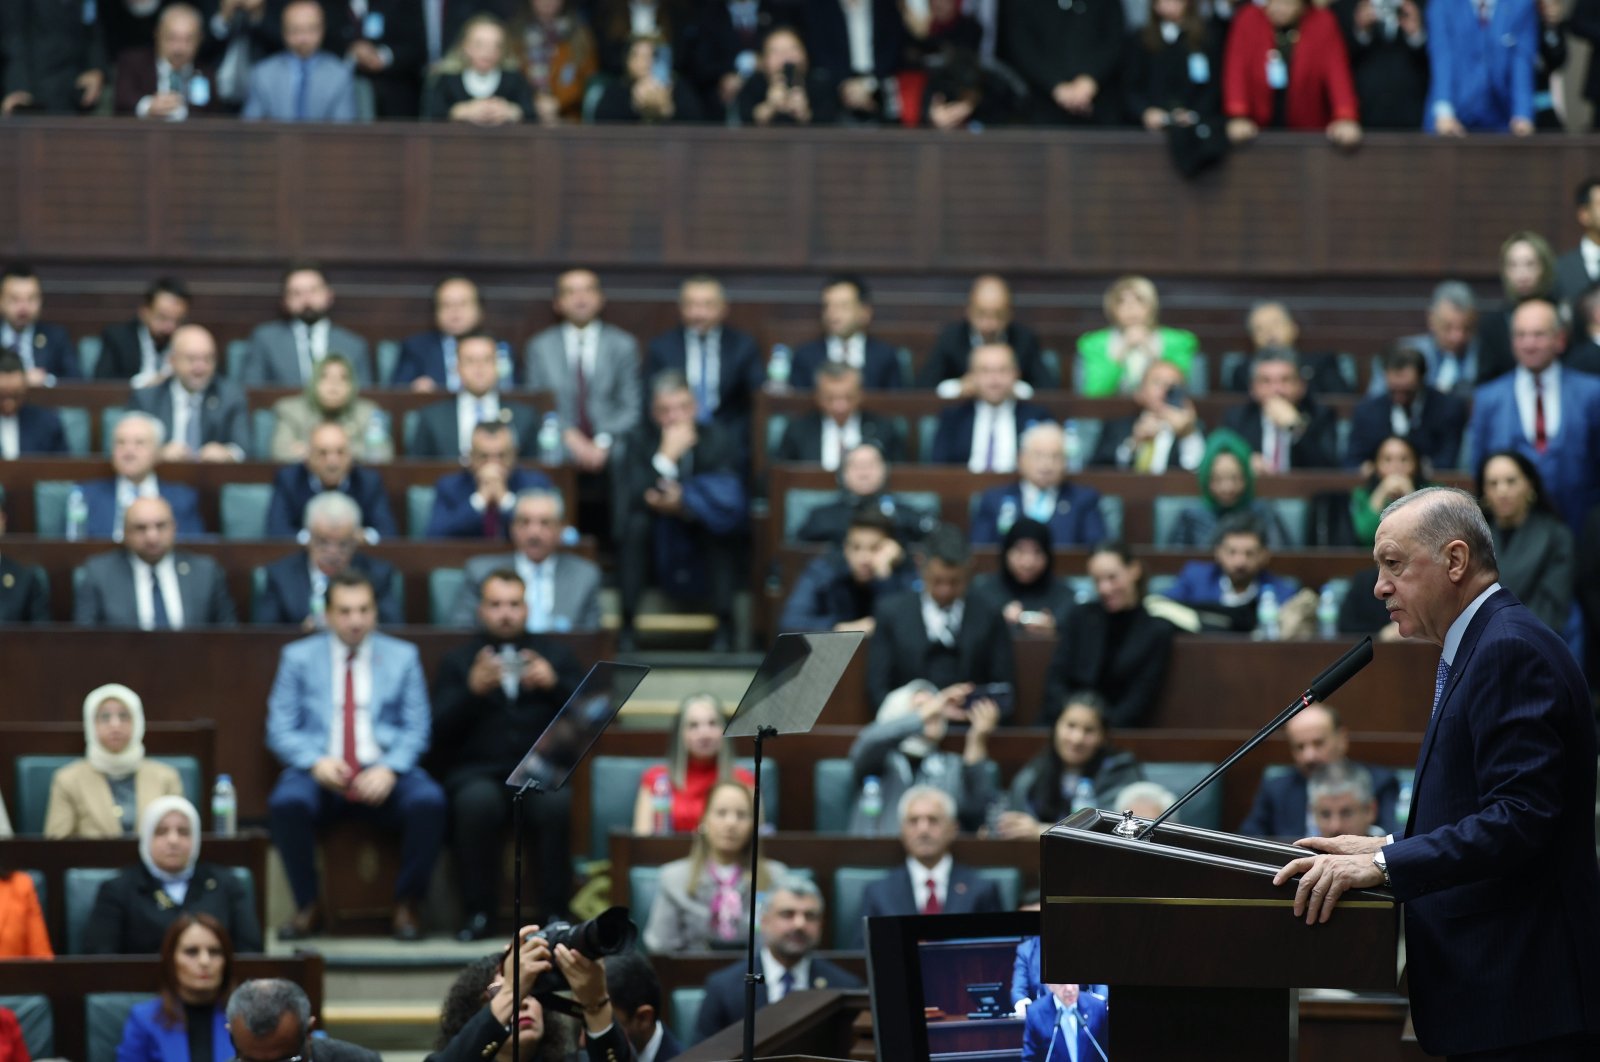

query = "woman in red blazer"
[[1223, 0, 1362, 146]]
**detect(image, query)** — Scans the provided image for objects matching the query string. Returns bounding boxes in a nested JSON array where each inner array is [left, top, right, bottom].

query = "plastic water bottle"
[[65, 487, 88, 542], [1317, 584, 1339, 639], [1256, 586, 1281, 641], [767, 344, 792, 390], [997, 497, 1018, 537], [1063, 420, 1084, 473], [365, 409, 389, 456], [860, 776, 884, 829], [651, 773, 673, 835], [537, 413, 563, 464], [495, 341, 515, 386], [211, 775, 237, 837], [1071, 777, 1097, 813]]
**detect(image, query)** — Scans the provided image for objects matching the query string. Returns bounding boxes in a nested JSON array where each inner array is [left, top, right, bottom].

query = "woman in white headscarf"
[[44, 685, 183, 839], [82, 796, 262, 954]]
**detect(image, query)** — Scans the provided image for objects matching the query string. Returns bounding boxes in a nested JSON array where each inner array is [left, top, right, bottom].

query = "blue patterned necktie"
[[778, 969, 796, 998], [1431, 657, 1451, 718], [149, 567, 171, 631]]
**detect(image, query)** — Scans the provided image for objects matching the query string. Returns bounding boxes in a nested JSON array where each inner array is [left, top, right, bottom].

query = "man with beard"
[[242, 262, 373, 386], [95, 277, 191, 386]]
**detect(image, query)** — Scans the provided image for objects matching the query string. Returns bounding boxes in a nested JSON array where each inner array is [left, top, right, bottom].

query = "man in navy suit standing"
[[790, 275, 903, 391], [1277, 487, 1600, 1059], [0, 352, 68, 457], [930, 344, 1050, 472], [1020, 983, 1109, 1062]]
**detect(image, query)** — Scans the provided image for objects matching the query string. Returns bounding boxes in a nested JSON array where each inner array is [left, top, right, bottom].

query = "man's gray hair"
[[115, 410, 167, 447], [1250, 347, 1299, 373], [514, 486, 566, 522], [1430, 280, 1476, 315], [650, 368, 691, 400], [1307, 762, 1374, 806], [224, 978, 312, 1036], [1379, 486, 1498, 574], [757, 874, 824, 917], [1019, 421, 1064, 450], [1113, 781, 1177, 817], [897, 783, 956, 825], [303, 490, 362, 532]]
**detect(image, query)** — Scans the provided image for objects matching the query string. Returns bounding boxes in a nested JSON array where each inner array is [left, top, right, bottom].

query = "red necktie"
[[342, 649, 361, 783], [923, 877, 942, 915], [1533, 372, 1548, 454], [483, 500, 502, 539]]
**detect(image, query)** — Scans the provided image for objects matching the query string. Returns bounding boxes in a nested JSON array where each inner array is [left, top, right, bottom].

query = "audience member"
[[426, 422, 555, 540], [929, 344, 1049, 471], [0, 0, 106, 115], [631, 693, 756, 836], [95, 277, 191, 386], [266, 423, 397, 540], [1043, 542, 1175, 727], [1123, 0, 1224, 132], [242, 263, 373, 387], [1480, 231, 1557, 381], [0, 851, 51, 957], [78, 413, 205, 541], [430, 568, 584, 938], [1331, 0, 1426, 129], [973, 423, 1105, 547], [734, 26, 840, 125], [1169, 430, 1292, 548], [1224, 0, 1361, 146], [1223, 350, 1340, 472], [1089, 359, 1206, 473], [269, 354, 393, 464], [242, 0, 358, 121], [1223, 300, 1354, 394], [595, 34, 705, 121], [791, 275, 904, 392], [0, 494, 48, 622], [0, 264, 78, 385], [1554, 178, 1600, 305], [1425, 0, 1537, 135], [643, 780, 787, 953], [44, 684, 182, 839], [1532, 0, 1567, 130], [1479, 450, 1575, 634], [421, 0, 510, 69], [593, 0, 681, 74], [603, 950, 684, 1060], [75, 498, 236, 628], [1308, 762, 1384, 839], [266, 570, 446, 942], [849, 679, 999, 835], [1341, 434, 1428, 548], [1168, 514, 1298, 631], [448, 489, 602, 631], [774, 362, 903, 467], [205, 0, 276, 111], [113, 914, 234, 1062], [779, 506, 914, 632], [801, 0, 904, 121], [987, 691, 1141, 839], [510, 0, 599, 123], [793, 441, 936, 545], [411, 333, 540, 460], [255, 492, 401, 627], [615, 371, 744, 651], [682, 0, 783, 118], [1113, 780, 1177, 820], [0, 352, 68, 458], [524, 269, 643, 474], [865, 524, 1015, 709], [1076, 276, 1199, 397], [919, 275, 1050, 394], [853, 786, 1005, 946], [396, 277, 498, 392], [130, 325, 250, 463], [1002, 0, 1124, 124], [1349, 346, 1468, 472], [694, 877, 861, 1043], [645, 276, 763, 448], [85, 797, 262, 953], [972, 517, 1076, 632], [227, 979, 381, 1062], [114, 4, 220, 120], [1556, 283, 1600, 378], [1238, 703, 1398, 837], [424, 15, 534, 123], [323, 0, 427, 119], [1368, 281, 1486, 399], [1021, 984, 1108, 1062]]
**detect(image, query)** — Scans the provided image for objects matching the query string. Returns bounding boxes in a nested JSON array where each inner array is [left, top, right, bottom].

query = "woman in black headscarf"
[[971, 517, 1076, 633]]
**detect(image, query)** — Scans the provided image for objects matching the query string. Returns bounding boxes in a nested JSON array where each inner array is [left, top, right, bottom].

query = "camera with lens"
[[523, 907, 639, 998]]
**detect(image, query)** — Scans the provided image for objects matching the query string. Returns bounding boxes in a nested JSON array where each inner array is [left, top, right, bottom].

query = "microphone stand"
[[741, 724, 777, 1062]]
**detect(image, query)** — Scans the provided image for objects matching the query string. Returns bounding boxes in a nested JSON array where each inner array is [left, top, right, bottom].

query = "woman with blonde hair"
[[45, 684, 183, 839], [269, 353, 392, 464], [424, 15, 535, 124], [1075, 275, 1200, 397], [630, 693, 754, 835], [1479, 230, 1558, 381]]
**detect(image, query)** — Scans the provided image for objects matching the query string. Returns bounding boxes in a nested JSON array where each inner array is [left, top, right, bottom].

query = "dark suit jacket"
[[423, 67, 535, 120], [694, 955, 863, 1043], [429, 631, 584, 779], [1121, 27, 1224, 122], [929, 401, 1051, 467], [394, 331, 520, 389], [424, 1005, 631, 1062], [1493, 510, 1575, 633], [778, 551, 916, 631], [773, 410, 903, 464], [8, 404, 68, 455], [320, 0, 428, 117], [968, 482, 1106, 547], [409, 397, 541, 459], [1020, 990, 1109, 1062], [1222, 399, 1341, 469], [1002, 0, 1125, 123], [1237, 762, 1400, 837], [4, 322, 79, 379], [733, 68, 841, 125], [616, 421, 741, 513], [263, 464, 398, 540], [129, 377, 252, 456], [793, 491, 937, 546], [1330, 0, 1429, 128], [790, 337, 901, 390], [73, 549, 237, 628], [95, 321, 161, 381], [1043, 603, 1175, 728], [866, 590, 1015, 710], [917, 321, 1051, 391], [426, 467, 555, 539], [111, 50, 223, 115], [593, 76, 706, 122], [1383, 590, 1600, 1056], [309, 1038, 383, 1062], [680, 0, 782, 109], [79, 478, 206, 540], [253, 550, 401, 626], [1553, 248, 1597, 310], [1572, 0, 1600, 107], [655, 1024, 684, 1061], [1559, 337, 1600, 377], [0, 0, 108, 114], [802, 0, 902, 79], [1345, 388, 1468, 470], [854, 863, 1005, 947], [0, 555, 49, 622], [644, 326, 764, 440], [81, 860, 263, 954]]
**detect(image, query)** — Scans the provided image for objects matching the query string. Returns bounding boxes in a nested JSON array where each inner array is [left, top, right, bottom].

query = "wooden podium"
[[1041, 809, 1398, 1061]]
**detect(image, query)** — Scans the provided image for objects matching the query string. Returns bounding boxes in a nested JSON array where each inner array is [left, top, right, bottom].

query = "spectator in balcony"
[[801, 0, 905, 122], [1167, 513, 1300, 631], [681, 0, 781, 118], [1556, 283, 1600, 378], [78, 413, 205, 541], [790, 275, 900, 390], [1479, 450, 1575, 634], [0, 264, 78, 386], [266, 422, 397, 541], [644, 276, 763, 451], [1369, 281, 1487, 399], [781, 505, 915, 633], [1479, 231, 1556, 389], [971, 422, 1105, 547], [130, 325, 251, 463], [446, 489, 602, 632], [243, 263, 374, 388], [930, 344, 1049, 473], [735, 26, 841, 126], [241, 0, 358, 121], [510, 0, 599, 123], [1224, 300, 1355, 395], [1089, 359, 1206, 474], [0, 0, 107, 115], [1002, 0, 1125, 124], [410, 333, 539, 461], [44, 683, 182, 839], [1425, 0, 1538, 136], [1124, 0, 1223, 131], [1554, 178, 1600, 306], [631, 693, 756, 836], [1223, 350, 1341, 472], [269, 354, 393, 465], [792, 440, 937, 545], [0, 492, 48, 623], [0, 351, 68, 459], [1349, 348, 1467, 474], [1170, 430, 1293, 549], [971, 517, 1076, 633], [424, 15, 534, 124], [112, 914, 235, 1061], [1331, 0, 1427, 130], [1223, 0, 1362, 147], [114, 4, 223, 120], [918, 42, 1026, 130], [1532, 0, 1567, 131], [322, 0, 428, 118], [426, 422, 555, 540], [204, 0, 277, 111], [1075, 276, 1199, 398], [594, 34, 706, 121], [255, 491, 401, 628], [985, 691, 1142, 838], [0, 852, 51, 957], [919, 275, 1050, 395], [74, 497, 237, 629], [96, 278, 191, 388], [593, 0, 682, 74], [775, 362, 903, 468]]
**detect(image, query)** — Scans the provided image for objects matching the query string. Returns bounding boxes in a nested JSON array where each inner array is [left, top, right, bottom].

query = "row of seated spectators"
[[10, 0, 1600, 138]]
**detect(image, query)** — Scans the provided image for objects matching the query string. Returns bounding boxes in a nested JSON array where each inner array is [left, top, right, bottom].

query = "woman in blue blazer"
[[116, 913, 235, 1062]]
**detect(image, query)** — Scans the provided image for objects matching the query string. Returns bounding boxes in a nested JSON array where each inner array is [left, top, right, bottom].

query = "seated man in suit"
[[265, 422, 397, 540], [130, 324, 251, 463], [0, 490, 49, 622], [1369, 281, 1493, 398], [1238, 703, 1398, 837], [74, 497, 237, 629], [644, 275, 764, 453], [427, 421, 554, 539], [394, 276, 494, 393], [774, 362, 903, 468], [410, 332, 539, 460], [523, 268, 642, 475], [1088, 359, 1206, 474], [1308, 762, 1385, 839], [1223, 350, 1341, 472], [930, 344, 1050, 472], [605, 951, 685, 1062], [255, 492, 401, 628], [78, 412, 206, 540], [780, 506, 914, 632], [865, 524, 1014, 709], [0, 351, 68, 457], [790, 275, 902, 390], [241, 262, 373, 386], [0, 263, 78, 386], [971, 422, 1105, 547], [113, 3, 221, 120], [793, 440, 937, 546], [429, 567, 584, 939], [1348, 344, 1469, 471], [1223, 300, 1354, 395], [1555, 282, 1600, 378], [919, 274, 1051, 395], [242, 0, 358, 121], [446, 487, 602, 632], [855, 786, 1005, 946], [266, 570, 446, 941], [696, 876, 863, 1042], [95, 277, 190, 387], [1167, 514, 1299, 634], [1020, 983, 1109, 1062]]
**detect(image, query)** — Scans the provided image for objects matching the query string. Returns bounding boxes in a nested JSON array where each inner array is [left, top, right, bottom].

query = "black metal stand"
[[741, 724, 778, 1062], [511, 778, 541, 1062]]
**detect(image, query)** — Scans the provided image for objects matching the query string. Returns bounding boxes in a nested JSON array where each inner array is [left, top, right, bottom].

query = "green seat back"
[[916, 414, 940, 463], [220, 483, 273, 540], [1037, 349, 1062, 389], [251, 566, 268, 617], [1152, 495, 1201, 548], [23, 870, 46, 923], [406, 485, 435, 539], [628, 864, 661, 928], [33, 480, 77, 538], [671, 987, 706, 1045], [402, 410, 422, 456], [977, 866, 1021, 910], [376, 340, 400, 385], [1268, 497, 1309, 548], [86, 992, 153, 1062], [831, 866, 887, 949], [15, 755, 202, 835], [782, 489, 840, 543], [1187, 351, 1209, 396], [65, 868, 119, 955], [100, 407, 127, 455], [895, 347, 913, 387], [588, 756, 780, 858], [1140, 762, 1221, 830], [766, 414, 789, 455], [0, 994, 52, 1058], [77, 336, 103, 378], [252, 409, 276, 460], [429, 568, 464, 626], [57, 407, 91, 456], [225, 339, 249, 380], [1096, 494, 1123, 540], [813, 759, 855, 833]]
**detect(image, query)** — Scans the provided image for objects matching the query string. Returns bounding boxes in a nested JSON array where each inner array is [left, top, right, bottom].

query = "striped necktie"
[[1431, 657, 1450, 718]]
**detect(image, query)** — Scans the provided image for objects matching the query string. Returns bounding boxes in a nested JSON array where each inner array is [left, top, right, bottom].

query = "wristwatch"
[[1372, 848, 1392, 887]]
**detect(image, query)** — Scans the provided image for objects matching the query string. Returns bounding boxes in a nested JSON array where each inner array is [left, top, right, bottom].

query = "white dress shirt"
[[908, 854, 953, 911], [921, 594, 963, 647], [685, 328, 722, 415], [841, 0, 875, 75], [515, 555, 557, 632], [1262, 422, 1293, 472], [133, 554, 185, 630], [825, 333, 866, 370], [461, 68, 504, 99], [820, 414, 862, 471], [457, 391, 500, 456], [968, 400, 1018, 473], [760, 947, 812, 1004], [0, 415, 17, 460], [629, 0, 661, 34], [134, 324, 164, 382], [292, 318, 331, 381], [327, 637, 381, 766], [635, 1021, 667, 1062], [113, 476, 161, 543], [1583, 237, 1600, 284], [564, 322, 601, 378], [169, 379, 205, 449], [1513, 364, 1562, 445]]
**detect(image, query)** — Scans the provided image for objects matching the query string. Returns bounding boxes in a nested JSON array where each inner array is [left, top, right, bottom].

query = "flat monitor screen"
[[504, 662, 650, 791]]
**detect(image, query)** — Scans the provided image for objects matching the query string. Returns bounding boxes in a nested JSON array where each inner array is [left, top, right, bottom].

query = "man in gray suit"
[[241, 263, 372, 386], [74, 496, 237, 629], [241, 0, 358, 122], [523, 269, 642, 475], [130, 324, 251, 462], [446, 488, 602, 631]]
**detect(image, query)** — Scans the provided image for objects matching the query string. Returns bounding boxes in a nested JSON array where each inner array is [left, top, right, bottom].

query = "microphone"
[[1078, 1002, 1109, 1062], [1131, 637, 1374, 840]]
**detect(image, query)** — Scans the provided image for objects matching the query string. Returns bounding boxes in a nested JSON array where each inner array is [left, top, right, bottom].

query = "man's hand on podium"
[[1272, 834, 1386, 925]]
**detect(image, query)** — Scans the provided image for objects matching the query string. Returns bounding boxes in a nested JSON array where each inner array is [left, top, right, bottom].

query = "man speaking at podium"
[[1274, 487, 1600, 1060]]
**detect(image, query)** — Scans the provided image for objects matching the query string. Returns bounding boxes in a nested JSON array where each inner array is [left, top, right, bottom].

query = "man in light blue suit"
[[1466, 299, 1600, 537], [242, 1, 358, 122], [266, 569, 445, 942]]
